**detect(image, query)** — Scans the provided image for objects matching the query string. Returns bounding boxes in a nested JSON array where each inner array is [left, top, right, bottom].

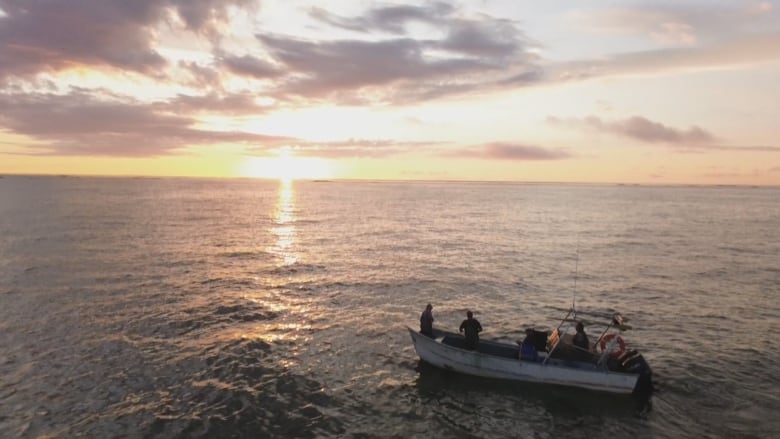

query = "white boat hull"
[[408, 327, 639, 394]]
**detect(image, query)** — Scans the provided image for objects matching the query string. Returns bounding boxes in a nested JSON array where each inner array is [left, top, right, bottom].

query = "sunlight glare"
[[239, 147, 334, 180], [269, 179, 298, 266]]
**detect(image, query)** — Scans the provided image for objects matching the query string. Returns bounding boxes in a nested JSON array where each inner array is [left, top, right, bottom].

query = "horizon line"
[[1, 172, 777, 188]]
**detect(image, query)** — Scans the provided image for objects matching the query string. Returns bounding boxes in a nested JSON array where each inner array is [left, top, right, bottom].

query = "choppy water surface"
[[1, 177, 778, 438]]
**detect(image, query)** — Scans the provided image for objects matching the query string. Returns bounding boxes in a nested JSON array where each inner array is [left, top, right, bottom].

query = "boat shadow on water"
[[413, 359, 653, 420]]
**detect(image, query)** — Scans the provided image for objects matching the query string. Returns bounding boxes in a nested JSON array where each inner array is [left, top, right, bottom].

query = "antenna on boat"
[[572, 236, 580, 317]]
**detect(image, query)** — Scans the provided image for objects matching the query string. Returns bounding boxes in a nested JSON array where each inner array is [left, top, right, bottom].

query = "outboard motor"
[[619, 350, 655, 410], [619, 351, 652, 384]]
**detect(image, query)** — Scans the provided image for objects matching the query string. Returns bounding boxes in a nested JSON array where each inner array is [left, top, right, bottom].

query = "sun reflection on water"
[[270, 179, 297, 266]]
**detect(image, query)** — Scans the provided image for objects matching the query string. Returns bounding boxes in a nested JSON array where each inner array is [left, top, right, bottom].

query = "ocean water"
[[0, 176, 778, 438]]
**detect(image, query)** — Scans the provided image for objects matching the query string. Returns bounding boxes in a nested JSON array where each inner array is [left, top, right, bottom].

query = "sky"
[[1, 0, 779, 185]]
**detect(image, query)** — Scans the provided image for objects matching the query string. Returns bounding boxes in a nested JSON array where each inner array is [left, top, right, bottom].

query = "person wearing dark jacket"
[[573, 322, 590, 351], [420, 303, 434, 337], [572, 321, 593, 361], [459, 310, 483, 350]]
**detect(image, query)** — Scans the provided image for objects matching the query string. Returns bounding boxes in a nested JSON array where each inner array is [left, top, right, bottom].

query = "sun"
[[238, 147, 336, 180]]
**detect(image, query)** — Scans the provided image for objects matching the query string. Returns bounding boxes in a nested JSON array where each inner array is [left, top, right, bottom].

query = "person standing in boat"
[[420, 303, 434, 337], [573, 322, 590, 357], [459, 310, 483, 350]]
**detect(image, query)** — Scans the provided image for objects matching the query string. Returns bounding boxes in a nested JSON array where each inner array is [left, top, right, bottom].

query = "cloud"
[[220, 54, 282, 79], [441, 19, 523, 58], [295, 4, 780, 100], [591, 116, 714, 143], [568, 2, 777, 46], [250, 139, 568, 161], [687, 144, 780, 153], [0, 89, 291, 156], [258, 35, 468, 93], [0, 87, 449, 158], [249, 138, 447, 159], [553, 2, 780, 83], [0, 0, 253, 79], [747, 1, 773, 15], [548, 115, 780, 152], [2, 0, 777, 103], [312, 2, 520, 57], [255, 32, 539, 104], [548, 115, 716, 144], [258, 4, 780, 104], [256, 4, 541, 104], [569, 6, 698, 46], [444, 142, 570, 160], [178, 61, 223, 88], [173, 0, 256, 33], [309, 3, 454, 34], [1, 0, 778, 164], [548, 32, 780, 82], [161, 92, 273, 115]]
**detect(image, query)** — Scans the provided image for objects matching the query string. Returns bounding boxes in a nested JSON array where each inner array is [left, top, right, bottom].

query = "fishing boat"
[[408, 309, 654, 395]]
